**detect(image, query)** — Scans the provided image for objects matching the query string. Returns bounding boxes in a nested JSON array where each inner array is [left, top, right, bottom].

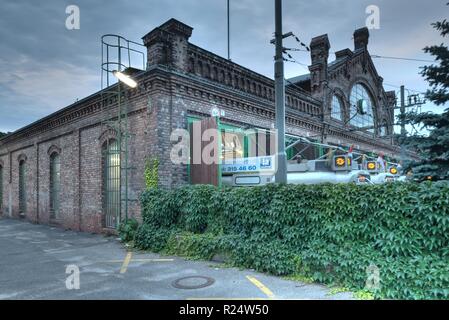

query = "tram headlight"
[[335, 156, 346, 167], [367, 162, 377, 170]]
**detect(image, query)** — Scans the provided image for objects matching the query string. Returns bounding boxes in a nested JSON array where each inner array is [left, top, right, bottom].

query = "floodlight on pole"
[[113, 70, 137, 88]]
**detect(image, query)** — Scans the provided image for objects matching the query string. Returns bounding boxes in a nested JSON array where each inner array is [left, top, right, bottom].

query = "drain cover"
[[172, 276, 215, 289]]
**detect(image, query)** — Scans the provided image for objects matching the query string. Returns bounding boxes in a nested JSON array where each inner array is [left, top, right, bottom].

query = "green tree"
[[404, 3, 449, 180]]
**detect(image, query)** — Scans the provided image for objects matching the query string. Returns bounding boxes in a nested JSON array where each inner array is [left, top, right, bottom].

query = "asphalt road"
[[0, 218, 353, 300]]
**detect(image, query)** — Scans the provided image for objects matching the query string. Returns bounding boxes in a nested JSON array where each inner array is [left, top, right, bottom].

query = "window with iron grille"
[[102, 139, 120, 228], [19, 160, 26, 214], [49, 152, 60, 218]]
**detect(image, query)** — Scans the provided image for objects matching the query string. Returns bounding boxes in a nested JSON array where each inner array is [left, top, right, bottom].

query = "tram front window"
[[221, 131, 244, 161]]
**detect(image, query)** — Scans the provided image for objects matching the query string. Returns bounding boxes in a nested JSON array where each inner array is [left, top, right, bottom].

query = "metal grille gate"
[[19, 160, 26, 214], [102, 139, 121, 228], [49, 153, 60, 218]]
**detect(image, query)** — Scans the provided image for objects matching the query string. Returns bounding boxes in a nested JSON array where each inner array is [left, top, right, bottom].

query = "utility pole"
[[274, 0, 287, 183], [393, 85, 426, 164], [227, 0, 230, 60], [400, 85, 406, 164]]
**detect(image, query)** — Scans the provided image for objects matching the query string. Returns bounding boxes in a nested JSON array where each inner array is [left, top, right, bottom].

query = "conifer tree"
[[404, 3, 449, 180]]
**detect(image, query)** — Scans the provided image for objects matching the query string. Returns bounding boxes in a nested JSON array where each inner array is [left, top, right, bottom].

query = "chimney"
[[353, 27, 369, 51], [309, 34, 330, 98], [310, 34, 330, 65], [335, 48, 353, 60], [142, 19, 193, 71]]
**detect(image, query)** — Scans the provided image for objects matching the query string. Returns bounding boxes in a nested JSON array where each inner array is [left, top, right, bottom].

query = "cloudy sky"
[[0, 0, 447, 133]]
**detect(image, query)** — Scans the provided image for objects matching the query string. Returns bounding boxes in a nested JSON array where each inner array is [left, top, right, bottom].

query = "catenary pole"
[[400, 85, 406, 164], [227, 0, 231, 60], [274, 0, 287, 183]]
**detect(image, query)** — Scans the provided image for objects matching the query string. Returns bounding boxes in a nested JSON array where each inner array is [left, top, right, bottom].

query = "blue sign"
[[222, 156, 275, 174]]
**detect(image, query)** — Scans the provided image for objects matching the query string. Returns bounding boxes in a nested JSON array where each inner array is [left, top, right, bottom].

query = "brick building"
[[0, 19, 399, 232]]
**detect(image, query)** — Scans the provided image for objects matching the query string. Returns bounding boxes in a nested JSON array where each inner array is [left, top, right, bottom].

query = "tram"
[[222, 155, 371, 187], [219, 133, 408, 187]]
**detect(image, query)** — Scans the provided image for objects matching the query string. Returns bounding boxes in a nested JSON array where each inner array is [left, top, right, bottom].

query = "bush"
[[135, 182, 449, 299], [134, 223, 173, 252], [118, 218, 139, 242]]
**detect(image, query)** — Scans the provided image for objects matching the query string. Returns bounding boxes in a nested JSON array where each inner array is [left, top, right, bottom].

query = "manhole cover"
[[172, 276, 215, 289]]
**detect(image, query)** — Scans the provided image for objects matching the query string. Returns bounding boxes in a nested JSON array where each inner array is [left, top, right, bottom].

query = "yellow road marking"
[[246, 275, 276, 299], [129, 258, 174, 262], [120, 252, 132, 274]]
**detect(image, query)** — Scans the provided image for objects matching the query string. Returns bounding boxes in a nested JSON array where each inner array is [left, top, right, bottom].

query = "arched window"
[[19, 160, 26, 214], [102, 139, 120, 228], [0, 165, 3, 212], [331, 95, 344, 121], [349, 83, 375, 132], [49, 152, 60, 218]]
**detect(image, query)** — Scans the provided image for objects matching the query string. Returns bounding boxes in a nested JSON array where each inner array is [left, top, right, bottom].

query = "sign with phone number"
[[222, 156, 275, 173]]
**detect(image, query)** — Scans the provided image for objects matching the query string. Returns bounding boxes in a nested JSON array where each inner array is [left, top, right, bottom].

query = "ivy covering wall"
[[126, 182, 449, 299], [144, 158, 159, 189]]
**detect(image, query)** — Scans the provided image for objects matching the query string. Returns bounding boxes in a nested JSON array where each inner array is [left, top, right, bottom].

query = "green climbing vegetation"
[[131, 183, 449, 299]]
